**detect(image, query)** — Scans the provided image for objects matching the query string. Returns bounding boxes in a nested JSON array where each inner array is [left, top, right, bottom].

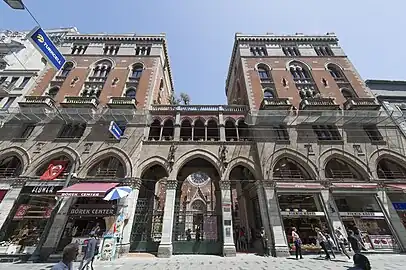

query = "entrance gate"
[[130, 198, 163, 252]]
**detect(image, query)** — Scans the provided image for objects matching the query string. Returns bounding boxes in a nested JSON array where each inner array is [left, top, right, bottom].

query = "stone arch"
[[267, 148, 318, 180], [136, 156, 168, 178], [180, 117, 193, 125], [370, 149, 406, 179], [128, 62, 145, 70], [225, 157, 262, 181], [26, 146, 80, 176], [0, 146, 30, 175], [171, 149, 221, 179], [223, 117, 236, 124], [285, 59, 312, 71], [324, 62, 345, 71], [79, 147, 133, 178], [162, 117, 175, 125], [192, 117, 206, 126], [319, 148, 370, 179], [89, 58, 116, 69], [235, 117, 246, 126], [255, 62, 272, 71], [205, 117, 219, 126], [151, 117, 162, 124]]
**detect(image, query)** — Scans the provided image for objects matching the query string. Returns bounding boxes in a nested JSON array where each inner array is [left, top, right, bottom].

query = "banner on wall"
[[40, 160, 68, 180]]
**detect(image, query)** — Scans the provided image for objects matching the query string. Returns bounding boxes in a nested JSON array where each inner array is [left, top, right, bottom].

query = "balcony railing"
[[107, 97, 137, 109], [151, 104, 248, 112], [60, 96, 99, 108], [260, 97, 292, 110], [18, 95, 55, 108], [299, 97, 339, 110], [0, 167, 20, 178], [377, 170, 406, 180], [343, 98, 381, 111]]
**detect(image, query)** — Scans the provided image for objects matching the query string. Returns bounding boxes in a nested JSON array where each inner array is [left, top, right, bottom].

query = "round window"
[[190, 172, 209, 186]]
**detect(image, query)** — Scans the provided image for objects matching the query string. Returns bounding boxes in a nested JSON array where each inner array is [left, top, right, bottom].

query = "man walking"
[[52, 243, 79, 270], [78, 232, 98, 270]]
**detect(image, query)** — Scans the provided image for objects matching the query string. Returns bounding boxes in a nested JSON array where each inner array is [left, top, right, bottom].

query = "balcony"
[[107, 97, 137, 109], [260, 98, 292, 110], [299, 97, 339, 110], [60, 96, 99, 108], [18, 95, 55, 108], [151, 104, 247, 112], [343, 98, 381, 111]]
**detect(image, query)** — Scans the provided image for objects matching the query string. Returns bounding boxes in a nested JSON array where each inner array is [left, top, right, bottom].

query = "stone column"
[[174, 111, 181, 141], [260, 182, 290, 257], [320, 189, 346, 237], [157, 180, 177, 258], [219, 181, 236, 257], [117, 179, 142, 254], [41, 197, 75, 259], [219, 111, 226, 141], [0, 185, 22, 232], [377, 190, 406, 252]]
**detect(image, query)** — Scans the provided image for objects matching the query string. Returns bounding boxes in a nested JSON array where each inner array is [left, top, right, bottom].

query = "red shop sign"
[[13, 204, 31, 220]]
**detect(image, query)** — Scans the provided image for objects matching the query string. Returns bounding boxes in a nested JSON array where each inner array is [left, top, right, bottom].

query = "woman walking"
[[291, 227, 303, 260], [335, 227, 351, 260], [315, 227, 332, 260]]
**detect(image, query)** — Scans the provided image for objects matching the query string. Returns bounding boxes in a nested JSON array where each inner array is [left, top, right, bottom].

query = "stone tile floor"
[[0, 253, 404, 269]]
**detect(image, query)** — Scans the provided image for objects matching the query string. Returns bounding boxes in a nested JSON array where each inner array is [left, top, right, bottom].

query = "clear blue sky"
[[1, 0, 404, 104]]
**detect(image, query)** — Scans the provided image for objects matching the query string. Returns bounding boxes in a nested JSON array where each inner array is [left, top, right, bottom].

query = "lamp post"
[[3, 0, 25, 10]]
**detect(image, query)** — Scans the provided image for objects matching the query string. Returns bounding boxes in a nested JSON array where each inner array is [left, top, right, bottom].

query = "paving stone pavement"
[[0, 254, 405, 270]]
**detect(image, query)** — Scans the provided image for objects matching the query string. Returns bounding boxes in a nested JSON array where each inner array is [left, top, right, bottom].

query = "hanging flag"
[[40, 160, 68, 180]]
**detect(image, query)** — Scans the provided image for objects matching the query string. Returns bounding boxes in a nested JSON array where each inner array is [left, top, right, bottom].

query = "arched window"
[[273, 157, 311, 180], [193, 119, 205, 141], [191, 200, 206, 212], [0, 156, 23, 177], [180, 119, 192, 141], [325, 158, 362, 180], [48, 86, 60, 99], [377, 158, 406, 180], [207, 119, 219, 141], [60, 62, 74, 77], [162, 119, 174, 140], [130, 64, 143, 79], [237, 119, 250, 141], [341, 88, 356, 100], [125, 87, 136, 98], [225, 120, 237, 141], [327, 64, 347, 82], [87, 156, 125, 178], [91, 60, 112, 78], [257, 65, 270, 80], [148, 119, 161, 141], [289, 61, 318, 99], [263, 89, 275, 98]]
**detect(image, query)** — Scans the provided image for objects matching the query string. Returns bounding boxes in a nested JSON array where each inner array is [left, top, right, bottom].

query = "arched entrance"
[[172, 158, 222, 254], [131, 164, 168, 252], [229, 165, 261, 253]]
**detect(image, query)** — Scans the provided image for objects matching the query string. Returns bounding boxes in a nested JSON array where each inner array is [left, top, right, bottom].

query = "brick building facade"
[[0, 31, 405, 261]]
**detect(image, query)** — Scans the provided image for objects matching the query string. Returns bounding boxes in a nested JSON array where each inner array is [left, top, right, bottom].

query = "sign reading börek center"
[[69, 204, 117, 217]]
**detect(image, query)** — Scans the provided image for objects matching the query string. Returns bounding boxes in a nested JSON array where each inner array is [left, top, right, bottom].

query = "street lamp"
[[3, 0, 25, 9]]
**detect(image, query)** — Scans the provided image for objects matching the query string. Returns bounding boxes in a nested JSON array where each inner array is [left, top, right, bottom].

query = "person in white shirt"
[[315, 227, 332, 260], [291, 227, 303, 260]]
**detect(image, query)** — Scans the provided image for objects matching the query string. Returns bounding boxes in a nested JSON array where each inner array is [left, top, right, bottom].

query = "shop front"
[[0, 181, 63, 255], [56, 182, 127, 260], [332, 185, 396, 251], [387, 184, 406, 230], [276, 183, 332, 253]]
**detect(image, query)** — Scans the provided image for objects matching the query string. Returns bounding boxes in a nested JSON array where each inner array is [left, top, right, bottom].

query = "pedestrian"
[[314, 227, 332, 260], [260, 227, 270, 257], [325, 233, 336, 259], [291, 227, 303, 260], [353, 226, 367, 251], [350, 253, 372, 270], [348, 230, 361, 254], [240, 227, 247, 251], [52, 243, 79, 270], [78, 232, 98, 270], [335, 227, 351, 260]]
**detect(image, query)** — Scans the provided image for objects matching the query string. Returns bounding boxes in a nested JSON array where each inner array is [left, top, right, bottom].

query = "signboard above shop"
[[68, 204, 117, 217], [27, 26, 66, 70]]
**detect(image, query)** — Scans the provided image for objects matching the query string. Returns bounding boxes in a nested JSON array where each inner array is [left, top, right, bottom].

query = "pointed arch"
[[225, 157, 262, 181], [148, 118, 161, 141], [206, 118, 219, 141], [136, 156, 169, 178], [369, 149, 406, 180], [172, 149, 221, 178], [180, 117, 192, 141], [0, 146, 30, 175]]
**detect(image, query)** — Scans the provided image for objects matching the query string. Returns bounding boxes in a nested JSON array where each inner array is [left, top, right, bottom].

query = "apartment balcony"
[[18, 95, 55, 108], [299, 97, 339, 110], [107, 97, 137, 109], [60, 96, 99, 108], [150, 104, 247, 114], [260, 97, 292, 110], [343, 98, 381, 111]]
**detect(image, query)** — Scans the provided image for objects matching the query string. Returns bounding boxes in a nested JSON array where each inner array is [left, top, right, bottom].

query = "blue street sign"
[[27, 26, 66, 70], [109, 121, 123, 140], [393, 202, 406, 211]]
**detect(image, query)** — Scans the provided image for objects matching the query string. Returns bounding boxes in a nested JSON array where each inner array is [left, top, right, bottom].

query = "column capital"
[[131, 178, 142, 190], [219, 180, 231, 190], [166, 179, 178, 190]]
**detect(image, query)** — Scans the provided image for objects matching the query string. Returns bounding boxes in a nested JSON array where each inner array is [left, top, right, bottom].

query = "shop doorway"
[[278, 193, 331, 253], [130, 165, 168, 253], [229, 165, 260, 253], [334, 194, 398, 250], [172, 158, 222, 255]]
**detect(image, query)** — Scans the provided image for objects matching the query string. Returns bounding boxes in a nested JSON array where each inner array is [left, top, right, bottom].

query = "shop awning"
[[386, 184, 406, 191], [331, 183, 378, 189], [276, 182, 322, 189], [57, 183, 119, 198]]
